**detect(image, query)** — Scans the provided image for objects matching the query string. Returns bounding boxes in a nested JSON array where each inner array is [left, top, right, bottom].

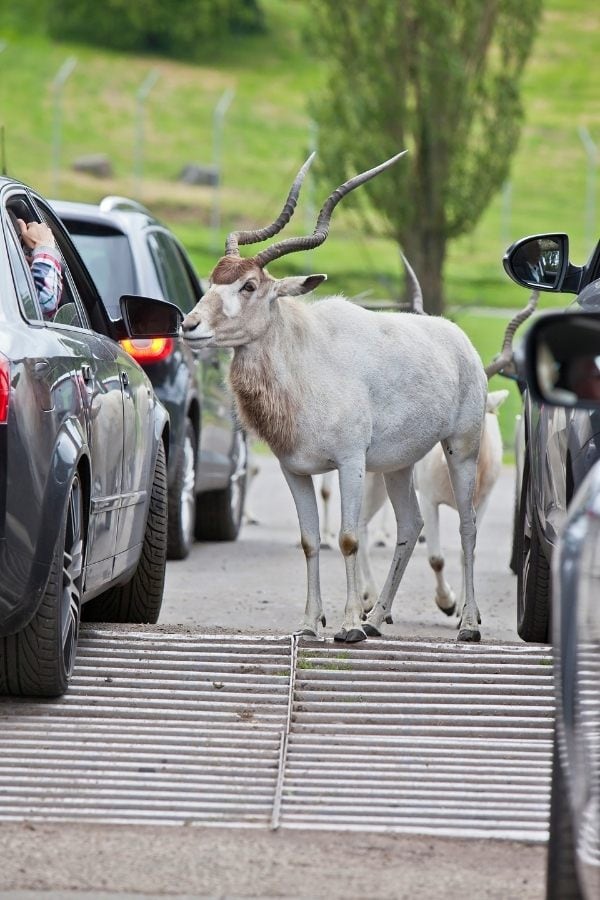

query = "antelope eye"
[[242, 281, 256, 293]]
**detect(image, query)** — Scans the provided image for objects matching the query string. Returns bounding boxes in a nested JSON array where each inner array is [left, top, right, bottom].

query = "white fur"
[[357, 389, 509, 619], [183, 264, 488, 643]]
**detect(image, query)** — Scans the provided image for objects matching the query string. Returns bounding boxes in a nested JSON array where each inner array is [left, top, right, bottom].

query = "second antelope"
[[357, 286, 540, 622], [182, 152, 487, 643]]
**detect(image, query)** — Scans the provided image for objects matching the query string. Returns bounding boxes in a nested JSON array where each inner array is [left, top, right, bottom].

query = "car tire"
[[167, 419, 197, 561], [546, 729, 584, 900], [0, 474, 84, 697], [516, 453, 551, 643], [509, 484, 520, 575], [195, 428, 247, 542], [81, 441, 168, 624]]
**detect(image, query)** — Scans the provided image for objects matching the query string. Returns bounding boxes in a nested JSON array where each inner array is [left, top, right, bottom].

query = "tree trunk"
[[400, 233, 447, 316]]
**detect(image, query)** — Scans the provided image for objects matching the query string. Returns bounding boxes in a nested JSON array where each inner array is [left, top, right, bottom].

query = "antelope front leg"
[[280, 466, 326, 637], [334, 460, 368, 644], [364, 467, 423, 636]]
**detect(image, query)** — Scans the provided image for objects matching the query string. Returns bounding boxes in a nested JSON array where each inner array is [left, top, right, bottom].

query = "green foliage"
[[0, 0, 265, 58], [0, 0, 598, 443], [307, 0, 543, 313]]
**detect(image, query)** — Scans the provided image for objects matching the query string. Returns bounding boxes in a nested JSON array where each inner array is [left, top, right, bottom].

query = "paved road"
[[162, 451, 520, 644], [1, 453, 548, 900]]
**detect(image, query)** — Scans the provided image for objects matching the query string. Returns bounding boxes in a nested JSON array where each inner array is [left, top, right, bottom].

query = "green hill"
[[1, 0, 598, 448]]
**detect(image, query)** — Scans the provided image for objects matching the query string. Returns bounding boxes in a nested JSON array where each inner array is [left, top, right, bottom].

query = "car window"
[[146, 230, 199, 314], [6, 192, 89, 330], [62, 221, 137, 319], [5, 225, 44, 322]]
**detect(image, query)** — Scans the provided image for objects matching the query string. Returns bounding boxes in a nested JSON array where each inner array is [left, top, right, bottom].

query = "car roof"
[[51, 196, 161, 234]]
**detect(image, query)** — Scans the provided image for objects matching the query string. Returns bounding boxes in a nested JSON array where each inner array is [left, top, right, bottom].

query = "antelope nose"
[[181, 317, 195, 332]]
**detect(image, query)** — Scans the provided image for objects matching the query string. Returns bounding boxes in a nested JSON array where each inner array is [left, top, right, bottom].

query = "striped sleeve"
[[31, 245, 63, 318]]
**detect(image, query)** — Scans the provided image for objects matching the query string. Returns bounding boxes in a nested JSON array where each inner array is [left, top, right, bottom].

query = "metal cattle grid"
[[0, 626, 554, 841]]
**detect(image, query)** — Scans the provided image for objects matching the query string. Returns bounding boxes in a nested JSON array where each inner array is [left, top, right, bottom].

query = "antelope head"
[[181, 151, 407, 348]]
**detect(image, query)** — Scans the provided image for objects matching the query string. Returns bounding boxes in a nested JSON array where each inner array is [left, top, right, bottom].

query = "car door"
[[27, 194, 128, 590], [146, 228, 235, 482], [35, 196, 159, 570]]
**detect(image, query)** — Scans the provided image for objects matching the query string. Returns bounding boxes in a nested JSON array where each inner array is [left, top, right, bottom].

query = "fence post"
[[501, 179, 512, 252], [51, 57, 77, 197], [305, 119, 319, 272], [578, 126, 598, 257], [134, 69, 160, 199], [211, 88, 235, 249]]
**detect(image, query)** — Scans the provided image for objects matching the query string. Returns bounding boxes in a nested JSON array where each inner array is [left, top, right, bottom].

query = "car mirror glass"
[[119, 294, 182, 338], [526, 312, 600, 407], [504, 234, 568, 292]]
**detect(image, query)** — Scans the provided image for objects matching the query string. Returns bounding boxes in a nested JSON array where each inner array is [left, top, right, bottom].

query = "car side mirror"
[[119, 295, 183, 339], [503, 234, 571, 292], [524, 311, 600, 408]]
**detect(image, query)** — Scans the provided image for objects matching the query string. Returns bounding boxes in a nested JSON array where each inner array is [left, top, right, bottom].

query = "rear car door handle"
[[81, 364, 92, 382]]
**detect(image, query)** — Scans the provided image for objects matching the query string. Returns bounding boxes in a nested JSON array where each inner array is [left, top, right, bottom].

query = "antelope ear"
[[275, 274, 327, 297]]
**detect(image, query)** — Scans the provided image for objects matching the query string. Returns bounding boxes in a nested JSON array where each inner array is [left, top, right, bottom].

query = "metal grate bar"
[[0, 627, 554, 840]]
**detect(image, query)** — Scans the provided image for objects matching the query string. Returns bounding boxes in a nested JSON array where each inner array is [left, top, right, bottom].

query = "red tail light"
[[0, 353, 10, 424], [119, 337, 175, 364]]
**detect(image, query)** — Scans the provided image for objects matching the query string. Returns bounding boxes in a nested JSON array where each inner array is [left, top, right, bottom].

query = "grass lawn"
[[0, 0, 597, 449]]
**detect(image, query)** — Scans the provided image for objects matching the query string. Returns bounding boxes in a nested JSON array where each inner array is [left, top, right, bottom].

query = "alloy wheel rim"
[[229, 431, 247, 523], [518, 478, 533, 623], [180, 433, 196, 542], [61, 477, 83, 677]]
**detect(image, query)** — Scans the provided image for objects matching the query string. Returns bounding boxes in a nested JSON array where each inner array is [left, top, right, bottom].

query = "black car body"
[[504, 233, 600, 643], [522, 311, 600, 899], [0, 177, 182, 698], [51, 197, 247, 560]]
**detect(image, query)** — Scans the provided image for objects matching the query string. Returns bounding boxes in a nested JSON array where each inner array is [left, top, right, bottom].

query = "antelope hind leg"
[[364, 467, 423, 636], [357, 472, 388, 614], [442, 442, 481, 642]]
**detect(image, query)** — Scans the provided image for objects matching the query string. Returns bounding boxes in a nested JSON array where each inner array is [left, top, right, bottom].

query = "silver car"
[[523, 309, 600, 899]]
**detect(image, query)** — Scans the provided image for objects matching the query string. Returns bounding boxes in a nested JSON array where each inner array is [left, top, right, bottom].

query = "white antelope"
[[182, 152, 488, 643], [356, 286, 540, 622]]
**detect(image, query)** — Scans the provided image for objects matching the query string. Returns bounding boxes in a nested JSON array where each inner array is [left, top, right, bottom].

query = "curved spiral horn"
[[401, 250, 424, 315], [484, 289, 540, 379], [254, 150, 408, 268], [225, 153, 316, 256]]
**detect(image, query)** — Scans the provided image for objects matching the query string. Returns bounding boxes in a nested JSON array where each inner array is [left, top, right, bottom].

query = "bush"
[[42, 0, 265, 57]]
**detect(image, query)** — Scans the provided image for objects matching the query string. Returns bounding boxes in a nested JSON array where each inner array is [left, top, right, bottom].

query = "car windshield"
[[64, 222, 137, 318]]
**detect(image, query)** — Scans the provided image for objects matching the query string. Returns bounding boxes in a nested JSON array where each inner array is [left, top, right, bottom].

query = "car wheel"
[[195, 428, 247, 542], [81, 441, 168, 624], [546, 729, 584, 899], [516, 453, 551, 642], [509, 484, 520, 575], [0, 474, 84, 697], [167, 419, 197, 560]]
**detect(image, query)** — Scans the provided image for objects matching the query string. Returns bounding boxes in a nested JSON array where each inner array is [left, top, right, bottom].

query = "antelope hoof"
[[362, 622, 382, 638], [334, 627, 367, 643], [295, 628, 317, 639], [457, 627, 481, 643], [439, 603, 456, 618]]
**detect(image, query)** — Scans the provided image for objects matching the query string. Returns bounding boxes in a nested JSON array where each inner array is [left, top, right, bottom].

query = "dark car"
[[0, 177, 183, 698], [504, 233, 600, 642], [522, 311, 600, 900], [51, 197, 247, 560]]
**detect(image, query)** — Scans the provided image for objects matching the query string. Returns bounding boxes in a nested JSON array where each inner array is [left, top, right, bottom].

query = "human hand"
[[17, 219, 56, 250]]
